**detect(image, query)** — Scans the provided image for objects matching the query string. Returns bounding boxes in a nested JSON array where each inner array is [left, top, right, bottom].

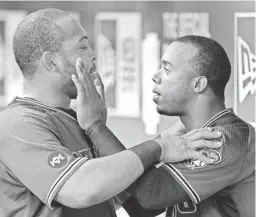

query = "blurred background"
[[0, 0, 255, 148]]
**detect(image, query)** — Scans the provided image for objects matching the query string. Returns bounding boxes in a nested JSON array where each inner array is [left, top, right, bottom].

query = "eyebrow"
[[162, 59, 172, 67], [79, 35, 88, 42]]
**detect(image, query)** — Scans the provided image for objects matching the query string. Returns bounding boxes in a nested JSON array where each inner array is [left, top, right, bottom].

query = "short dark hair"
[[13, 8, 70, 78], [175, 35, 231, 99]]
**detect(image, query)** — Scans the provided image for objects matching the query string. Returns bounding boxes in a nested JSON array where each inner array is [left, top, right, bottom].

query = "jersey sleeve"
[[161, 124, 250, 204], [0, 113, 87, 210], [126, 165, 190, 209]]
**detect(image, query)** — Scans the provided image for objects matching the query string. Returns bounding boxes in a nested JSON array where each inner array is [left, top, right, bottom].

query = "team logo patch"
[[48, 152, 67, 168], [187, 148, 221, 170]]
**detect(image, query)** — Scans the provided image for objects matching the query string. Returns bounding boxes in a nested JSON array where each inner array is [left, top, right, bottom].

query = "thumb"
[[95, 85, 105, 103], [94, 78, 105, 103]]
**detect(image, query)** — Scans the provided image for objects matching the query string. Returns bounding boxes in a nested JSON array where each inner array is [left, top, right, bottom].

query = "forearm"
[[56, 142, 162, 209], [80, 151, 144, 206], [56, 150, 143, 208], [86, 120, 168, 214], [126, 166, 190, 209], [86, 122, 189, 210]]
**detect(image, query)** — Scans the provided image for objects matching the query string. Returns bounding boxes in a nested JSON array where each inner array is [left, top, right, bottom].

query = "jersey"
[[0, 97, 116, 217], [163, 109, 255, 217]]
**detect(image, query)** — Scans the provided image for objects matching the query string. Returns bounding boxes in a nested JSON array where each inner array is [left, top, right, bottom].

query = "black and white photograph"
[[0, 1, 255, 217]]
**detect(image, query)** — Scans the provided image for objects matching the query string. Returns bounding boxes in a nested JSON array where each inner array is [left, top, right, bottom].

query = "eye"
[[80, 46, 87, 50], [164, 67, 170, 73], [160, 63, 169, 71]]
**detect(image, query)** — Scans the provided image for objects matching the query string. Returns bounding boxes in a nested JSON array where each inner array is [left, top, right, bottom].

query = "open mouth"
[[152, 89, 161, 101]]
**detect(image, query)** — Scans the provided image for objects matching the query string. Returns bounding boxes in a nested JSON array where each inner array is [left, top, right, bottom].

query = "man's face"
[[152, 41, 198, 116], [54, 16, 96, 99]]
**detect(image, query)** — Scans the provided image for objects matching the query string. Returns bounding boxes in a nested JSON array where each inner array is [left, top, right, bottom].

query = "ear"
[[42, 52, 57, 71], [193, 76, 208, 93]]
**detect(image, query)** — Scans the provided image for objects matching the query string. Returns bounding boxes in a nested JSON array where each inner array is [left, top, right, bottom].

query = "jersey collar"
[[201, 108, 234, 128], [12, 96, 78, 122]]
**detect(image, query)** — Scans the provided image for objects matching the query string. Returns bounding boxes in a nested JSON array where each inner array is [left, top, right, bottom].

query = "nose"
[[89, 47, 96, 62], [152, 70, 161, 84]]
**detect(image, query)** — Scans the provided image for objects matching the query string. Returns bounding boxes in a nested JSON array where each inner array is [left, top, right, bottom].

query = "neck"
[[180, 96, 226, 131], [23, 80, 71, 109]]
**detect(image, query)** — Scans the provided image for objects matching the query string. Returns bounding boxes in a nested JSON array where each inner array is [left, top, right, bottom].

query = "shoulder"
[[0, 102, 54, 137], [213, 114, 252, 151], [209, 113, 254, 170], [172, 113, 253, 172]]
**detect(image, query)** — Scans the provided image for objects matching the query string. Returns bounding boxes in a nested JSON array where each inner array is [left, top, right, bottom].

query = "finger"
[[93, 71, 104, 88], [189, 139, 223, 150], [183, 127, 213, 138], [76, 58, 84, 81], [185, 130, 222, 142], [76, 58, 91, 83], [90, 73, 97, 84], [95, 85, 105, 102], [76, 59, 96, 91], [93, 72, 105, 103], [92, 72, 104, 89], [188, 151, 216, 164], [71, 74, 84, 93]]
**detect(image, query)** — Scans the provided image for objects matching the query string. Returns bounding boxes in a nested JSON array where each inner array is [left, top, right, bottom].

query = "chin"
[[156, 106, 168, 116], [156, 106, 180, 117]]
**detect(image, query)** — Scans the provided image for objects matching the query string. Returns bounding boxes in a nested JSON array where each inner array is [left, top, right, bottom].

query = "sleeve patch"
[[48, 152, 67, 168], [186, 148, 222, 170]]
